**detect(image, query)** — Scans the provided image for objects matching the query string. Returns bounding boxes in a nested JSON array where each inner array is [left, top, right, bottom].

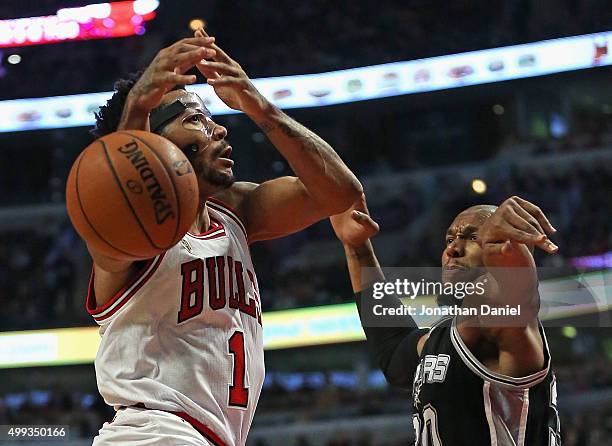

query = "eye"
[[188, 114, 202, 123], [446, 238, 454, 245], [470, 234, 478, 241]]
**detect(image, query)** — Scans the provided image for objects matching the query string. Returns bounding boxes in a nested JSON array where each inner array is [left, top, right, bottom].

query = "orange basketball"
[[66, 130, 199, 260]]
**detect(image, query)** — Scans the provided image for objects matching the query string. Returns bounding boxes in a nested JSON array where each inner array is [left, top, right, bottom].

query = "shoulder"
[[417, 316, 453, 355], [212, 182, 259, 217]]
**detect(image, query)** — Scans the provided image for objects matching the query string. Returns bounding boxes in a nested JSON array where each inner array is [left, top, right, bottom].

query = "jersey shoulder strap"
[[450, 317, 551, 389], [206, 197, 249, 245]]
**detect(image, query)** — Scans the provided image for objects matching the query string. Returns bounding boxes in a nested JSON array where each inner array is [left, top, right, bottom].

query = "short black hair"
[[91, 69, 185, 138]]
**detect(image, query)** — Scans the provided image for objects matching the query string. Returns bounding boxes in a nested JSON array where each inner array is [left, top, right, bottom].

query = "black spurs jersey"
[[411, 317, 561, 446]]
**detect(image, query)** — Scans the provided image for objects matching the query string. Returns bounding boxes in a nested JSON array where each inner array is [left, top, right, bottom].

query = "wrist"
[[118, 94, 151, 131], [343, 240, 376, 262], [245, 95, 279, 122]]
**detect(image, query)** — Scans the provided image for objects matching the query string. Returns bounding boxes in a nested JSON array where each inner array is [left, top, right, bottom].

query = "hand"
[[127, 36, 217, 113], [330, 194, 379, 247], [194, 28, 268, 115], [480, 196, 558, 257]]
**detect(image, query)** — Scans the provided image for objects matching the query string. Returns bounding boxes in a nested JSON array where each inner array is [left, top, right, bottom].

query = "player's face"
[[441, 208, 490, 284], [158, 90, 235, 191]]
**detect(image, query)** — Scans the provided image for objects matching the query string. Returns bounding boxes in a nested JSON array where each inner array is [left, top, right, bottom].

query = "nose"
[[211, 123, 227, 141], [445, 239, 465, 258]]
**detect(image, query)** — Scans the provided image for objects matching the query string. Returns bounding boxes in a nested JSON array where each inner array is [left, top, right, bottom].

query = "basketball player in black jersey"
[[331, 195, 562, 445]]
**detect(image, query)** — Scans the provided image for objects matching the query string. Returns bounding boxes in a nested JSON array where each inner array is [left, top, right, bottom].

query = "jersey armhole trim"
[[450, 318, 550, 389], [207, 198, 248, 241], [187, 216, 225, 238], [86, 253, 165, 321]]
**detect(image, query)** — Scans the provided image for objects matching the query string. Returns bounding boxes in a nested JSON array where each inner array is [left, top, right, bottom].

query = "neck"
[[191, 199, 211, 235]]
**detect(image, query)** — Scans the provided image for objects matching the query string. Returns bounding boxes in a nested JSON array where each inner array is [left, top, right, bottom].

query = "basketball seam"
[[119, 131, 182, 249], [100, 138, 162, 250], [75, 145, 138, 258]]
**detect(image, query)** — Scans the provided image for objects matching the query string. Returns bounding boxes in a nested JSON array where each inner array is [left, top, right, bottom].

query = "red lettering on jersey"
[[207, 257, 227, 310], [227, 256, 239, 309], [178, 259, 204, 323], [228, 331, 249, 407], [178, 256, 261, 324], [235, 261, 256, 318], [246, 269, 262, 325]]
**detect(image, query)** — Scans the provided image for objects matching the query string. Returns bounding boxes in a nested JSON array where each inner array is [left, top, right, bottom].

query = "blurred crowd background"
[[0, 0, 611, 445]]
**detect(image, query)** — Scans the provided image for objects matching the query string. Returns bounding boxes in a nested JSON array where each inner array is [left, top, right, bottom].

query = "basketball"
[[66, 130, 199, 260]]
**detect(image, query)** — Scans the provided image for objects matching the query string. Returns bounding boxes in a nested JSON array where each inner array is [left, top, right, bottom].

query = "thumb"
[[352, 211, 380, 235], [351, 210, 368, 222], [484, 240, 512, 257]]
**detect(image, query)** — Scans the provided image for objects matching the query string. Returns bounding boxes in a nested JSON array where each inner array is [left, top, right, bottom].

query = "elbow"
[[346, 178, 365, 204]]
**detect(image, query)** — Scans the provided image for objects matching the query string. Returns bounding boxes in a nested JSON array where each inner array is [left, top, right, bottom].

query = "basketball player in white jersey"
[[86, 30, 363, 445]]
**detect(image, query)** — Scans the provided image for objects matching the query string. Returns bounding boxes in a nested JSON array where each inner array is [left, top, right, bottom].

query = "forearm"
[[249, 103, 362, 213], [343, 240, 384, 293], [482, 245, 540, 322], [117, 95, 151, 131], [345, 242, 424, 388]]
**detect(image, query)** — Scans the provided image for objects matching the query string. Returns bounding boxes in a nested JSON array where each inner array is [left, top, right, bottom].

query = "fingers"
[[197, 61, 240, 76], [166, 47, 211, 72], [206, 75, 246, 86], [351, 211, 380, 236], [177, 36, 216, 47], [511, 201, 545, 234], [485, 240, 514, 257], [512, 196, 556, 234], [506, 196, 558, 253], [195, 27, 233, 64], [156, 72, 197, 87], [505, 206, 546, 243]]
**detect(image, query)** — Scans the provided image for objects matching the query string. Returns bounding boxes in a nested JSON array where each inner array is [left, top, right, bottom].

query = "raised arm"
[[331, 196, 428, 388], [464, 196, 558, 376], [89, 37, 216, 307], [117, 37, 217, 131], [195, 29, 362, 242]]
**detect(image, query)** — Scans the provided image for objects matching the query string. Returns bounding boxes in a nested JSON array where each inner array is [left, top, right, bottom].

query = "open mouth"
[[218, 146, 234, 166]]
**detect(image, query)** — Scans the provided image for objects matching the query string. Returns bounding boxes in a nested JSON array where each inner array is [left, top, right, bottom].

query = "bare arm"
[[250, 104, 363, 214], [458, 196, 558, 376], [196, 29, 362, 242], [331, 198, 429, 388]]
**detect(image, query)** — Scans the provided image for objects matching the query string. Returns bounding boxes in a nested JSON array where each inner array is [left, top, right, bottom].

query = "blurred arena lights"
[[0, 30, 610, 132], [6, 54, 21, 64], [471, 178, 487, 194], [562, 326, 578, 338], [132, 0, 160, 15], [492, 104, 505, 115], [571, 250, 612, 268], [0, 1, 159, 48], [0, 270, 609, 368], [189, 18, 206, 31]]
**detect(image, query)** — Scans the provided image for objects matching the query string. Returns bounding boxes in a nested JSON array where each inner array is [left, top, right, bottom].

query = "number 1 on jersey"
[[228, 330, 249, 407]]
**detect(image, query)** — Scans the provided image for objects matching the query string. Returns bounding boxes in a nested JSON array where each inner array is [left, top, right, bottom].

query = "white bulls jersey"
[[87, 198, 264, 446]]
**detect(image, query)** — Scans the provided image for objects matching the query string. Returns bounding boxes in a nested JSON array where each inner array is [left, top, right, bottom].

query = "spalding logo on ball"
[[66, 130, 199, 260]]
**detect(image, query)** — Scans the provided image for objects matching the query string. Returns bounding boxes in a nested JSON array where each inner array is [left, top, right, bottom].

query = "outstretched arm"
[[196, 29, 362, 242], [331, 196, 428, 388]]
